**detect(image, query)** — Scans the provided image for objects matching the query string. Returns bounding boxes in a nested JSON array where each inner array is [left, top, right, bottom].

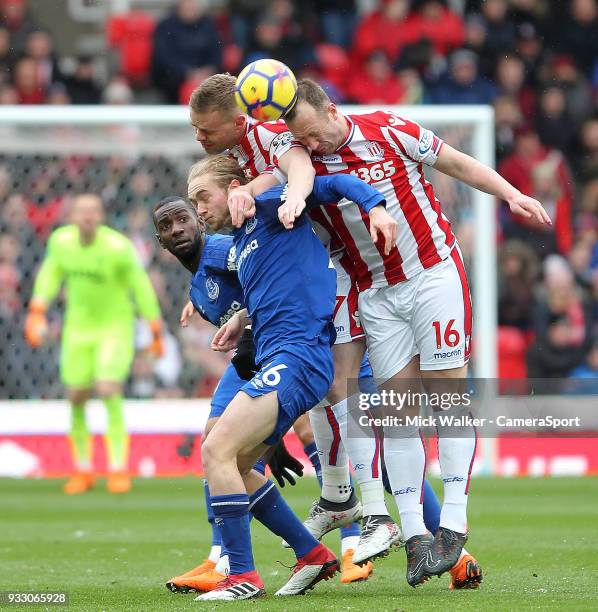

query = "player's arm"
[[122, 242, 165, 357], [307, 174, 398, 255], [25, 233, 64, 347], [434, 144, 552, 225], [276, 147, 316, 228], [228, 173, 279, 228], [211, 308, 250, 352]]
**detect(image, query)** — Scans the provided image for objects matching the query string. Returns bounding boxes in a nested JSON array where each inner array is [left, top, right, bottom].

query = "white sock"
[[341, 535, 360, 556], [208, 545, 221, 563], [215, 554, 229, 574], [383, 428, 427, 540], [358, 480, 389, 517], [437, 427, 476, 533], [309, 402, 351, 503]]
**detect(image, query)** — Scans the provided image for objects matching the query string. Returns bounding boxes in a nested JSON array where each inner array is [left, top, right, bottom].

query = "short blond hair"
[[189, 73, 238, 115], [187, 155, 248, 191]]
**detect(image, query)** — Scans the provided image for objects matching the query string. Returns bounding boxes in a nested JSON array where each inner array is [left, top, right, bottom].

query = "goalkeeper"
[[25, 194, 164, 494]]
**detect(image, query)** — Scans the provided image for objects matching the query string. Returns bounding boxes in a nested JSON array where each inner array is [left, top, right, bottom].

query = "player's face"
[[188, 175, 230, 231], [285, 101, 346, 156], [155, 201, 202, 257], [190, 108, 245, 154], [71, 194, 104, 235]]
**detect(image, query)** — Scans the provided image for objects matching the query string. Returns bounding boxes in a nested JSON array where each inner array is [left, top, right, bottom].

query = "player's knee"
[[68, 388, 90, 404], [202, 434, 233, 473], [96, 381, 122, 398]]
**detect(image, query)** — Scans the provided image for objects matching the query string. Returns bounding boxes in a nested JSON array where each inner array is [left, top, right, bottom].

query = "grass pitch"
[[1, 476, 597, 611]]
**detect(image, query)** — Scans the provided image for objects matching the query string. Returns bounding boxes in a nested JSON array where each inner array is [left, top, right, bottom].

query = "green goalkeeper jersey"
[[32, 224, 161, 332]]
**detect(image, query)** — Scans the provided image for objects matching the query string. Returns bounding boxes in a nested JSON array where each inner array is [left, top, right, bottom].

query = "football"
[[234, 59, 298, 121]]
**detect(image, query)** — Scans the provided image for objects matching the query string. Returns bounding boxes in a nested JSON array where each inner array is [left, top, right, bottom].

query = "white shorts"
[[358, 247, 472, 380], [334, 266, 365, 345]]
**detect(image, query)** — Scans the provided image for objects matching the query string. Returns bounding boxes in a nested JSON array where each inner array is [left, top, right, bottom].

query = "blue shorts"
[[241, 342, 334, 446], [209, 362, 245, 419]]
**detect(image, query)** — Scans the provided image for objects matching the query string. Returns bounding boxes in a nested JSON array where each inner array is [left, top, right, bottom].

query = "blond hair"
[[189, 73, 238, 115], [187, 155, 248, 191]]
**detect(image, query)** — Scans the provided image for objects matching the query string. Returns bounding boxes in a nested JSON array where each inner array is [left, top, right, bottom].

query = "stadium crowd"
[[1, 0, 598, 398]]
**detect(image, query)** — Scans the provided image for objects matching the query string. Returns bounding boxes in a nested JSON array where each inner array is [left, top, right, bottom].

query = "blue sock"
[[249, 481, 319, 559], [204, 480, 222, 547], [340, 522, 361, 539], [422, 480, 441, 535], [211, 493, 254, 574], [303, 442, 322, 485]]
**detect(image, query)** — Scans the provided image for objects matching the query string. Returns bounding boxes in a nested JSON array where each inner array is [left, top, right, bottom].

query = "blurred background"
[[1, 0, 597, 478]]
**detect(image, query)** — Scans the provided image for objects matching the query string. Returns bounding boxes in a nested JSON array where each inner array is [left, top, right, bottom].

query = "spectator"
[[555, 0, 598, 78], [573, 116, 598, 184], [351, 0, 413, 67], [243, 13, 315, 75], [0, 0, 38, 56], [495, 54, 535, 122], [498, 239, 539, 330], [151, 0, 222, 104], [24, 29, 62, 92], [547, 55, 594, 128], [514, 21, 545, 80], [0, 25, 11, 86], [407, 0, 465, 58], [478, 0, 516, 61], [12, 55, 45, 104], [0, 83, 17, 103], [527, 255, 594, 378], [568, 341, 598, 393], [102, 76, 133, 105], [494, 95, 524, 160], [427, 48, 496, 105], [311, 0, 357, 49], [345, 50, 406, 104], [534, 86, 573, 154], [63, 56, 102, 105]]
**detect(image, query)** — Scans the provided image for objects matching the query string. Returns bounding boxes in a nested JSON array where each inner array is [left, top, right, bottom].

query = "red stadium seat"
[[107, 12, 155, 86], [498, 325, 528, 381]]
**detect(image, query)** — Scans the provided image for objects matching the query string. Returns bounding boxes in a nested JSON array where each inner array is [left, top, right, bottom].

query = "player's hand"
[[180, 300, 195, 327], [278, 196, 306, 230], [24, 300, 48, 348], [507, 192, 552, 225], [368, 205, 398, 255], [148, 319, 165, 358], [211, 311, 246, 352], [231, 327, 257, 380], [228, 187, 256, 228], [266, 439, 304, 487]]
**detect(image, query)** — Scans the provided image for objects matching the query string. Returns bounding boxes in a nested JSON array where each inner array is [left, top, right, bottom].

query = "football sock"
[[330, 397, 389, 515], [341, 534, 360, 556], [103, 394, 129, 472], [303, 441, 322, 483], [423, 479, 441, 535], [249, 480, 318, 559], [340, 521, 361, 542], [204, 480, 222, 549], [437, 423, 477, 533], [309, 403, 352, 503], [69, 402, 91, 471], [211, 493, 254, 575], [384, 427, 427, 540]]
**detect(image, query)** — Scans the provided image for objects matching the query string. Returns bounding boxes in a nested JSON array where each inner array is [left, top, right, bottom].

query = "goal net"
[[0, 104, 495, 402]]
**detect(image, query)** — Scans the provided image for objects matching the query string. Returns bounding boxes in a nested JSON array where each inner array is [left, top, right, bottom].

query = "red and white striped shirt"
[[311, 110, 455, 291], [228, 117, 303, 179]]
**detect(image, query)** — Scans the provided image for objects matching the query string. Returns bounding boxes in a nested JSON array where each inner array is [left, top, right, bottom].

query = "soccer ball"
[[235, 59, 298, 121]]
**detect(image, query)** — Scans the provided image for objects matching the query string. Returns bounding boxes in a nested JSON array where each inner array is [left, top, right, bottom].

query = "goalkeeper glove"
[[231, 326, 256, 380], [24, 299, 48, 348], [266, 439, 304, 488], [148, 319, 165, 358]]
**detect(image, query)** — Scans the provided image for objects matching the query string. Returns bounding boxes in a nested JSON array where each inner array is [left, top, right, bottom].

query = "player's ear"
[[155, 232, 165, 249], [328, 102, 338, 120], [228, 178, 241, 192], [234, 114, 246, 129]]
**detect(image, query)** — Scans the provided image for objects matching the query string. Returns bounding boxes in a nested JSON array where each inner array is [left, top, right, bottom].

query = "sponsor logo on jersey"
[[433, 348, 463, 359], [218, 300, 243, 326], [418, 129, 433, 156], [365, 141, 384, 161], [245, 214, 258, 234], [237, 239, 259, 269], [311, 153, 343, 164], [206, 277, 219, 301]]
